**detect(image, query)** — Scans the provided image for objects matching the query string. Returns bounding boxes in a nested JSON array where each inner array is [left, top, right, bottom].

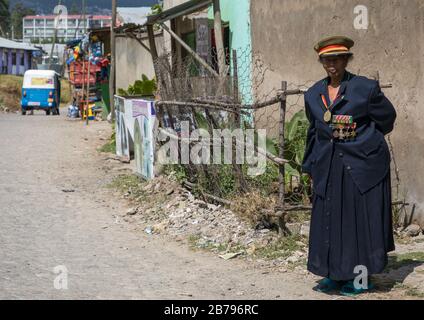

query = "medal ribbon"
[[320, 93, 341, 112]]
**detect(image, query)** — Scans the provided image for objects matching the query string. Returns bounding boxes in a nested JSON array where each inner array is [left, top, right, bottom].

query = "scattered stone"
[[153, 221, 168, 233], [296, 241, 305, 247], [286, 223, 302, 235], [219, 252, 243, 260], [194, 200, 208, 209], [404, 224, 422, 237], [413, 233, 424, 242], [207, 203, 219, 211], [144, 226, 153, 234], [246, 245, 257, 255], [126, 207, 138, 216], [300, 222, 310, 236], [153, 182, 162, 192], [142, 184, 152, 192], [286, 256, 300, 264]]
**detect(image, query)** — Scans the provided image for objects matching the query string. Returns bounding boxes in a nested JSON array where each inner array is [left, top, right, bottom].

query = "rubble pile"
[[119, 174, 309, 266]]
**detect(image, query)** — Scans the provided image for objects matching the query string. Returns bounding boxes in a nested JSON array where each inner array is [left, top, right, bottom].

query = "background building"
[[0, 36, 39, 75], [22, 15, 111, 43]]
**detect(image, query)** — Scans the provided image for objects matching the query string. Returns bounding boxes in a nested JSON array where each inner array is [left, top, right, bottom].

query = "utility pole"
[[50, 0, 62, 69], [82, 0, 86, 33], [86, 47, 91, 125], [109, 0, 117, 121]]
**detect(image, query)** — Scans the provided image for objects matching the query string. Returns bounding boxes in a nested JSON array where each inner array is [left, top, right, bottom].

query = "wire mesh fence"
[[151, 47, 405, 233]]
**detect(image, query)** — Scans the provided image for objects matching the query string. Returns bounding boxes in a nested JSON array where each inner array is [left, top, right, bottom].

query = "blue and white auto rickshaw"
[[21, 70, 61, 115]]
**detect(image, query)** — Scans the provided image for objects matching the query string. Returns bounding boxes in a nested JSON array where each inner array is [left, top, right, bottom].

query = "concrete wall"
[[38, 44, 66, 63], [163, 0, 190, 53], [250, 0, 424, 226], [163, 0, 254, 105], [115, 33, 164, 91], [208, 0, 253, 104]]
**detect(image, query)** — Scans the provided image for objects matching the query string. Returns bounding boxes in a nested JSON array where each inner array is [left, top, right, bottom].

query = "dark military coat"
[[302, 71, 397, 280]]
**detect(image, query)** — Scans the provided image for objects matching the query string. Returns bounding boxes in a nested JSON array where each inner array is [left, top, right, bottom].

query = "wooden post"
[[278, 81, 287, 235], [81, 59, 85, 119], [147, 24, 158, 61], [86, 49, 91, 125], [109, 0, 117, 121], [160, 22, 219, 77], [232, 49, 247, 192], [213, 0, 225, 76]]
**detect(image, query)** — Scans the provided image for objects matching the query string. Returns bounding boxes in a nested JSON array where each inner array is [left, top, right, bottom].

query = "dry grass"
[[0, 75, 71, 112], [230, 191, 277, 228], [0, 75, 23, 111], [60, 79, 72, 104]]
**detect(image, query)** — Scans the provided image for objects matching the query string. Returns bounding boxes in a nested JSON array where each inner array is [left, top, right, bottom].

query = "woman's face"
[[321, 55, 348, 78]]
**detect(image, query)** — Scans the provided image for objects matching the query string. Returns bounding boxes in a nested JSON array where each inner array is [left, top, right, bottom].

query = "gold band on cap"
[[319, 44, 349, 56]]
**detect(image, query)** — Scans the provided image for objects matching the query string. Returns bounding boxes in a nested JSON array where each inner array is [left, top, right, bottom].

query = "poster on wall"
[[195, 18, 210, 75]]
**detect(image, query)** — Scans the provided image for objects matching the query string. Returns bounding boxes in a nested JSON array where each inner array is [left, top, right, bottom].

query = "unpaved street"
[[0, 109, 326, 299]]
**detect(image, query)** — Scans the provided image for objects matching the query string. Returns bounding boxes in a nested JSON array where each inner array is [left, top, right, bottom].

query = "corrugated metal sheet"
[[0, 37, 40, 51]]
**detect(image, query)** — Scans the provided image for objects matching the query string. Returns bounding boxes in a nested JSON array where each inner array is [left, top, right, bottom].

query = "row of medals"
[[324, 110, 357, 140]]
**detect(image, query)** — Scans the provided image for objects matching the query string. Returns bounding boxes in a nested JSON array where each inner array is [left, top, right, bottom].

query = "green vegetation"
[[163, 111, 311, 203], [188, 232, 308, 268], [405, 287, 424, 298], [107, 174, 143, 196], [10, 2, 35, 39], [253, 234, 306, 260], [0, 1, 35, 39], [150, 3, 163, 16], [98, 124, 116, 154], [0, 0, 10, 38], [385, 251, 424, 272], [117, 74, 157, 97]]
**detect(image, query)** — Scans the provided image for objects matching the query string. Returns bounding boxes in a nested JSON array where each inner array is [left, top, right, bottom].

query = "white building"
[[22, 15, 111, 43]]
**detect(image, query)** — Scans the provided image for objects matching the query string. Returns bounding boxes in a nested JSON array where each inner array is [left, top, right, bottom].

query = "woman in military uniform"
[[302, 36, 397, 296]]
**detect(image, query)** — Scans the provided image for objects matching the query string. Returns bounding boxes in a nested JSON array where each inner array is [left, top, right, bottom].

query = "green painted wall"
[[208, 0, 253, 107]]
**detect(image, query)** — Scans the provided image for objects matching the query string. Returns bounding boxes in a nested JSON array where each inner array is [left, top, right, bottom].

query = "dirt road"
[[0, 109, 328, 300], [2, 109, 422, 300]]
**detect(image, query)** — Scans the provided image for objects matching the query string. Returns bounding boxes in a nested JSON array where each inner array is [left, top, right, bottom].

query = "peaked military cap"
[[314, 36, 354, 57]]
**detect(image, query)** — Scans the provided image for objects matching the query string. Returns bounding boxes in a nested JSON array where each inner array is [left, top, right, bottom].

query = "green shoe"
[[340, 280, 375, 297], [313, 278, 343, 293]]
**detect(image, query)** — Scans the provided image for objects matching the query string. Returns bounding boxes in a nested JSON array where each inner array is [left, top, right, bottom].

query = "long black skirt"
[[307, 148, 395, 281]]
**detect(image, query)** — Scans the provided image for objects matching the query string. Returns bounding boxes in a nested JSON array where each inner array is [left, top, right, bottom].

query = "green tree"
[[69, 1, 80, 15], [10, 2, 35, 40], [0, 0, 10, 37]]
